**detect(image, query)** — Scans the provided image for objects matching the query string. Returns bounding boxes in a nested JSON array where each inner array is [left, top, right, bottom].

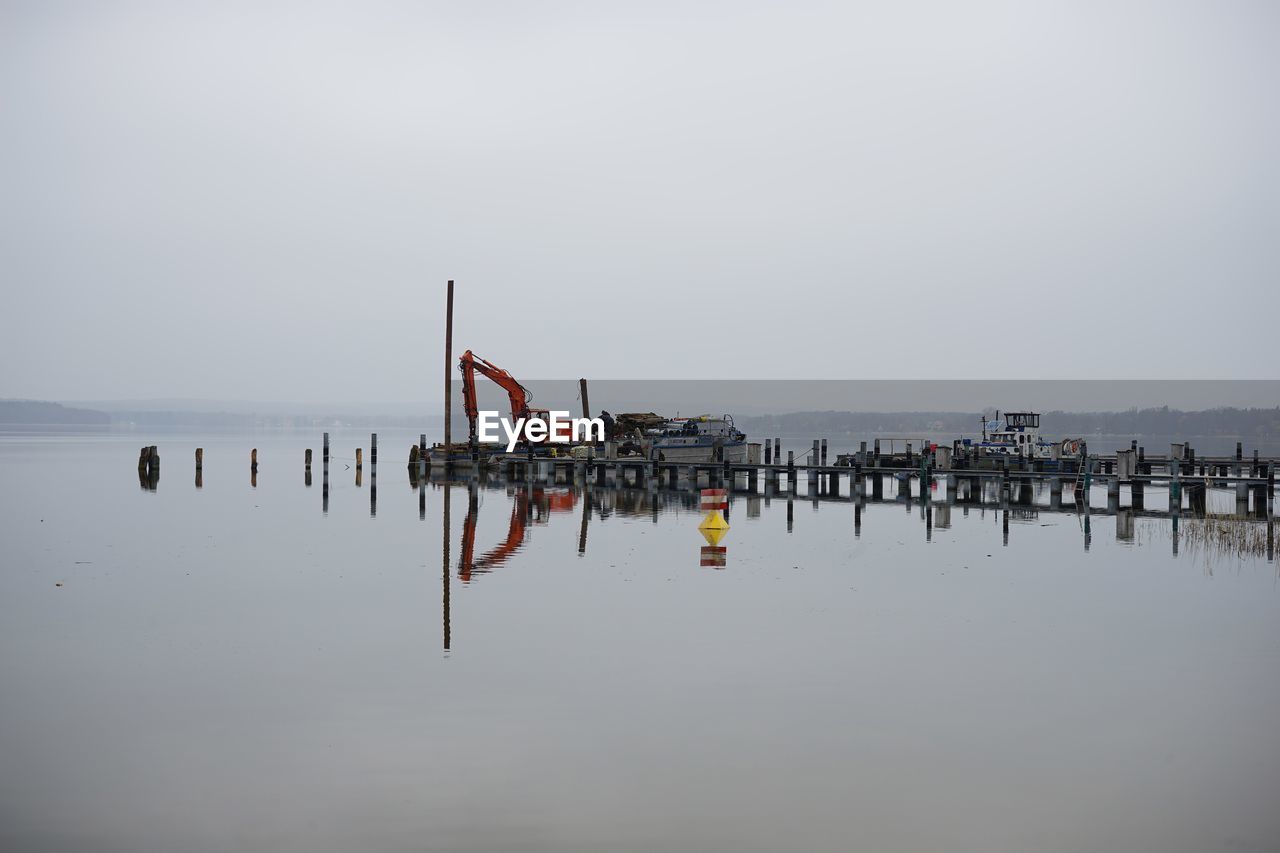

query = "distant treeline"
[[0, 400, 110, 425], [738, 407, 1280, 439], [105, 411, 441, 429]]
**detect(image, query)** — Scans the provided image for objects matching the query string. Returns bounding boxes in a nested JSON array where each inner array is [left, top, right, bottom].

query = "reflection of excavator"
[[458, 350, 552, 452], [458, 486, 578, 582]]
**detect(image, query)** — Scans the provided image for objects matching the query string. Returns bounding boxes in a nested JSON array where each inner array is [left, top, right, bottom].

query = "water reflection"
[[457, 483, 577, 582]]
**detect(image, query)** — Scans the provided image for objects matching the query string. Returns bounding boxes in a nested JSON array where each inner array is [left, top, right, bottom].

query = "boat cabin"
[[982, 411, 1054, 458]]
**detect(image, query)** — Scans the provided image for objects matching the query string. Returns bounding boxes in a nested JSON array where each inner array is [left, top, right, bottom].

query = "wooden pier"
[[469, 448, 1275, 519]]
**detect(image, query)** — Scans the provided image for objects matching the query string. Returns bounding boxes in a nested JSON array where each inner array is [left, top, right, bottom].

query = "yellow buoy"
[[699, 524, 728, 547]]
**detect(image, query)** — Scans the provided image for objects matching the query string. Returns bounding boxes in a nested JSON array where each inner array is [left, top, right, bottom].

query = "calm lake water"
[[2, 431, 1278, 853]]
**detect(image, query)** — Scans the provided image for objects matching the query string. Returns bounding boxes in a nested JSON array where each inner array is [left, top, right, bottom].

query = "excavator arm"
[[458, 349, 533, 447]]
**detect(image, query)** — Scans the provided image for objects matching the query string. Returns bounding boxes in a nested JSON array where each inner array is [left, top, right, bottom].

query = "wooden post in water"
[[251, 448, 258, 473], [305, 448, 312, 470], [579, 378, 590, 419], [195, 448, 203, 471], [444, 280, 454, 470], [371, 433, 377, 473], [355, 448, 363, 470], [821, 438, 828, 467]]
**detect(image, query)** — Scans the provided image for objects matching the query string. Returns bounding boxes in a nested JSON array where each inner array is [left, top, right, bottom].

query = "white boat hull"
[[650, 439, 747, 464]]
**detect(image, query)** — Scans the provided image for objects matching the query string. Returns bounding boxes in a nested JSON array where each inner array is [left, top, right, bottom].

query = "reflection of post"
[[442, 482, 452, 651], [419, 477, 426, 520], [578, 489, 590, 555], [1002, 509, 1008, 547], [854, 502, 861, 538], [786, 494, 794, 533], [1266, 512, 1273, 562], [1171, 514, 1179, 557]]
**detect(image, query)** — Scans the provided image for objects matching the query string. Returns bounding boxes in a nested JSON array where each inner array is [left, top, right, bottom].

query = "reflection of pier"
[[419, 465, 1275, 650], [422, 464, 1274, 563], [451, 458, 1273, 520]]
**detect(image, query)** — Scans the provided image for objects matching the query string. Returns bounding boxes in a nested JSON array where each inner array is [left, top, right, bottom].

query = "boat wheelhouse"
[[977, 411, 1056, 458]]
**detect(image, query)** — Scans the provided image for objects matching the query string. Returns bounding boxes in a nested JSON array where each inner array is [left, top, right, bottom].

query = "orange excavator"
[[457, 486, 577, 582], [458, 349, 554, 453]]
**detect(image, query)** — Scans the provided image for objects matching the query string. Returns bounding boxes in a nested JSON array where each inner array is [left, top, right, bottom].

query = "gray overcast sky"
[[1, 0, 1277, 404]]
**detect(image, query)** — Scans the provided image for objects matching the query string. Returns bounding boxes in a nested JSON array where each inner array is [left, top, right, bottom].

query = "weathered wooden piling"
[[444, 280, 454, 471], [820, 439, 828, 466], [579, 378, 590, 419], [323, 433, 329, 467], [371, 433, 377, 472], [305, 448, 312, 470], [195, 448, 203, 470], [251, 448, 258, 473], [356, 448, 363, 470]]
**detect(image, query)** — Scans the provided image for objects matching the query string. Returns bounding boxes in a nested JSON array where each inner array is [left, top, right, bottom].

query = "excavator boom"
[[458, 349, 555, 449]]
